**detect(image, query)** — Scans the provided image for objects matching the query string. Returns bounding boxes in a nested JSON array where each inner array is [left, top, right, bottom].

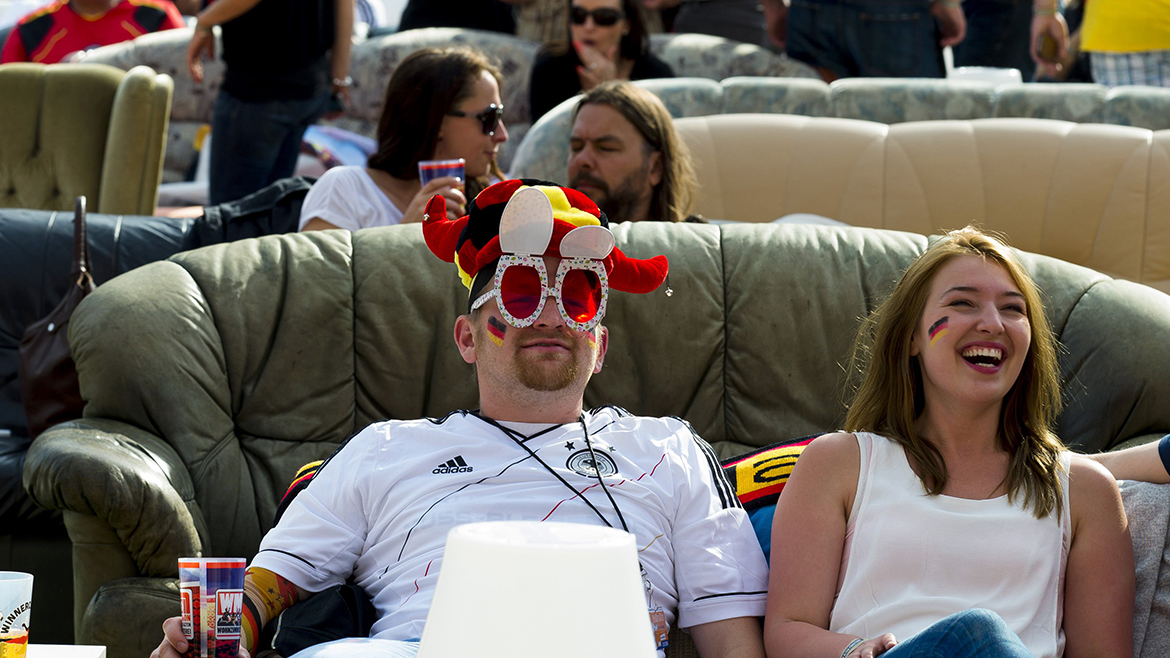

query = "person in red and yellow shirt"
[[1, 0, 184, 64]]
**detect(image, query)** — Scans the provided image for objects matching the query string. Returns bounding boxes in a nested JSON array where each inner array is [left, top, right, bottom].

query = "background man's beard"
[[571, 171, 650, 222]]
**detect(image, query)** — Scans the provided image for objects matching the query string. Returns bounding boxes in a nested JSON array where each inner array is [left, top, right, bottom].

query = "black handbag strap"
[[72, 196, 94, 291]]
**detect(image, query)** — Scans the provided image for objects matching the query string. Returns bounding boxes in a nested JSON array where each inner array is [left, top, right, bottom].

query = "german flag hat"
[[423, 179, 669, 301]]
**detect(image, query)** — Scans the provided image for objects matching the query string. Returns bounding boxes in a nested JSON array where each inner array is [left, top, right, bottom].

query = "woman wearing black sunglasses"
[[529, 0, 673, 122], [301, 47, 508, 232]]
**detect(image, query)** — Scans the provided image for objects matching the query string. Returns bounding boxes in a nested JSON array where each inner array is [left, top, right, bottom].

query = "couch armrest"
[[79, 576, 180, 658], [23, 418, 206, 575], [99, 65, 173, 215]]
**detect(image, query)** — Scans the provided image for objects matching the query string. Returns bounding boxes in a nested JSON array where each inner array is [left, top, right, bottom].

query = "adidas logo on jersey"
[[433, 455, 473, 474]]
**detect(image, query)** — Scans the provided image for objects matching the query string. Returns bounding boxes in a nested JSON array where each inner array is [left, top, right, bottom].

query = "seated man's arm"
[[666, 421, 769, 654], [242, 567, 312, 655], [690, 616, 764, 658]]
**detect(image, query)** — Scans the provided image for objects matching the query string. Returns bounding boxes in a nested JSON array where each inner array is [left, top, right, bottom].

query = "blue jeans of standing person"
[[786, 0, 944, 79], [952, 0, 1035, 80], [879, 609, 1033, 657], [209, 88, 332, 205]]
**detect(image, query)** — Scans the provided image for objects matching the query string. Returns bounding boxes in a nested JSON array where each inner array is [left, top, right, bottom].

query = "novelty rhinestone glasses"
[[471, 255, 609, 332]]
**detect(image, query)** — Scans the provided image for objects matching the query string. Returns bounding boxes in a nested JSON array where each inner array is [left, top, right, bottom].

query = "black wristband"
[[1158, 434, 1170, 478]]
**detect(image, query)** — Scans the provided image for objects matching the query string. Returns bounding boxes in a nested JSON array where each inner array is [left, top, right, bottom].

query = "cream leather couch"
[[673, 114, 1170, 294]]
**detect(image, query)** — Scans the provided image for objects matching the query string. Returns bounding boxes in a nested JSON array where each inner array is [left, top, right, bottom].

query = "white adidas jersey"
[[251, 407, 768, 651]]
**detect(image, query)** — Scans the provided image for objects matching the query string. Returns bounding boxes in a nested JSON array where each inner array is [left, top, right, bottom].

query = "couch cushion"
[[992, 82, 1106, 123], [1104, 86, 1170, 131], [722, 76, 829, 116], [648, 32, 819, 80], [677, 114, 887, 225], [829, 78, 997, 123]]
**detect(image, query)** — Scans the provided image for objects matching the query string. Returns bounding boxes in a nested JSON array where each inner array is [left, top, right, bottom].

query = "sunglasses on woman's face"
[[447, 103, 505, 136], [569, 6, 624, 26]]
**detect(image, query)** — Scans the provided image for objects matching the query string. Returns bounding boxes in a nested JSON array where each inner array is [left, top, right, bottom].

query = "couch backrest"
[[0, 63, 172, 215], [69, 224, 1170, 554], [509, 77, 1170, 183], [673, 114, 1170, 294]]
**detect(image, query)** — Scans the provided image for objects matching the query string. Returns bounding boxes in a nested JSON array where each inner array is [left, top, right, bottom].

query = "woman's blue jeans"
[[882, 609, 1033, 658]]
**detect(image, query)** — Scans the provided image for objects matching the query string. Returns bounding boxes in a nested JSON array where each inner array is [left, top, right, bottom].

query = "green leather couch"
[[22, 223, 1170, 657], [0, 63, 172, 215]]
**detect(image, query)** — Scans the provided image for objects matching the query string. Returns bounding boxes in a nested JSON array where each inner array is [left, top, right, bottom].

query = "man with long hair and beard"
[[568, 82, 699, 223]]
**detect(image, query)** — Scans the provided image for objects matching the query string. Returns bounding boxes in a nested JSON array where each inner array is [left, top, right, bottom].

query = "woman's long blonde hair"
[[844, 227, 1064, 519]]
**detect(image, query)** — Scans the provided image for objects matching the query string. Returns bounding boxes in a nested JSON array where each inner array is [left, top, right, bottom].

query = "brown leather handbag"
[[19, 196, 96, 438]]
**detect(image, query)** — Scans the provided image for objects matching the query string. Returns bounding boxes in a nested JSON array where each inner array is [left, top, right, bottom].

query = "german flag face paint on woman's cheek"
[[487, 316, 507, 346], [928, 316, 949, 347]]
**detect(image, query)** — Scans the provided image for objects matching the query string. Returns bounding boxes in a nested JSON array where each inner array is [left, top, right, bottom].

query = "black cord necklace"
[[472, 411, 628, 533], [581, 413, 630, 532]]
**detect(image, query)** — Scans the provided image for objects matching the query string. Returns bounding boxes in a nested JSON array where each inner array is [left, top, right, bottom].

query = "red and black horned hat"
[[423, 179, 669, 303]]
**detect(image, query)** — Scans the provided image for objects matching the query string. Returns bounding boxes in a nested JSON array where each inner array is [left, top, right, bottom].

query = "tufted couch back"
[[0, 63, 172, 215], [23, 223, 1170, 656]]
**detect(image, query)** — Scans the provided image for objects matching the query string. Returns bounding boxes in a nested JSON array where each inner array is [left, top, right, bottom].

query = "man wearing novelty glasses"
[[153, 181, 768, 658]]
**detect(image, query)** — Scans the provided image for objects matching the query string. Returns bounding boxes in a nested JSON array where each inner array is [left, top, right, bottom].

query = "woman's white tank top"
[[829, 432, 1071, 657]]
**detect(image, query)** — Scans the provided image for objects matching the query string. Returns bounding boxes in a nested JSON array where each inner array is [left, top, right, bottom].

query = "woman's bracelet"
[[841, 638, 865, 658], [935, 0, 962, 7], [1033, 3, 1059, 15]]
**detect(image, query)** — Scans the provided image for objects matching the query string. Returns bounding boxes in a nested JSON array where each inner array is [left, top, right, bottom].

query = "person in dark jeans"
[[642, 0, 769, 48], [784, 0, 965, 80], [187, 0, 352, 205], [953, 0, 1035, 79], [398, 0, 516, 34]]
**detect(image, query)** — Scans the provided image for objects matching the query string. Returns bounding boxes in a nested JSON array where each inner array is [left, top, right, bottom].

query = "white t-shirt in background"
[[298, 166, 403, 231]]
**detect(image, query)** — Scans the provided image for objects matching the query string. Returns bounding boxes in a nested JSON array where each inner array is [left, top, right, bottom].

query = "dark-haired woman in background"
[[529, 0, 673, 122], [300, 47, 508, 231]]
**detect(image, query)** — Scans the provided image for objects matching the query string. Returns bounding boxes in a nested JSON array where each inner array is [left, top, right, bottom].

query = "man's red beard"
[[479, 325, 592, 392], [516, 340, 581, 391]]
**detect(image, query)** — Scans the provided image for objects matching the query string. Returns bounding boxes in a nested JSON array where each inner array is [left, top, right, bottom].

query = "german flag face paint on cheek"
[[928, 316, 949, 347], [586, 332, 597, 350], [487, 316, 507, 346]]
